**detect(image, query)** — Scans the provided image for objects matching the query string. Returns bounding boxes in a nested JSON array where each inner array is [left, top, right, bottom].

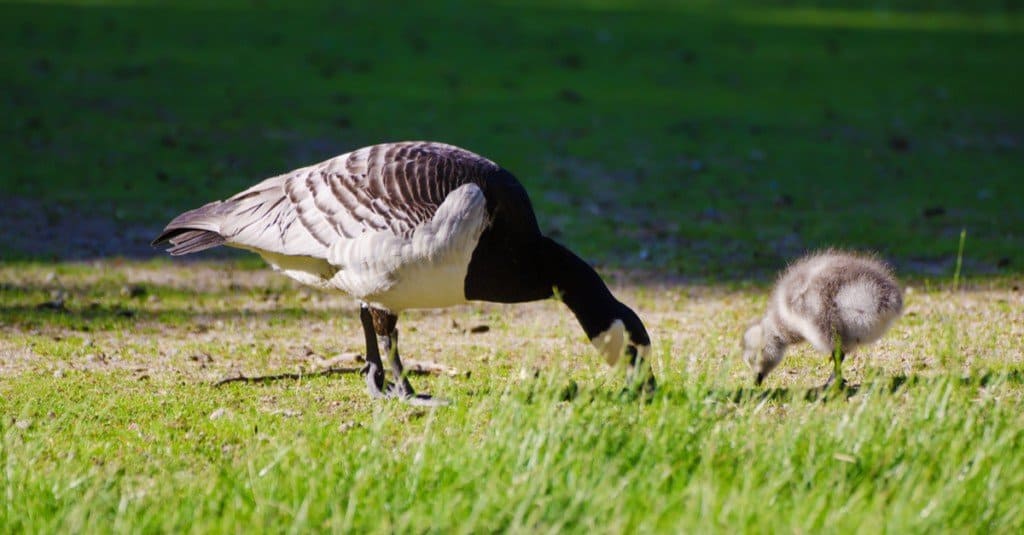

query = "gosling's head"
[[741, 322, 784, 385]]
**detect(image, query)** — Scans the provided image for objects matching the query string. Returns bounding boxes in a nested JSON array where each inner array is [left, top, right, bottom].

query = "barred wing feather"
[[154, 141, 500, 263]]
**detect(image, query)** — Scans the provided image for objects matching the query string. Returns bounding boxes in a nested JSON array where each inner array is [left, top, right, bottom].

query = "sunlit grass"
[[2, 261, 1023, 530]]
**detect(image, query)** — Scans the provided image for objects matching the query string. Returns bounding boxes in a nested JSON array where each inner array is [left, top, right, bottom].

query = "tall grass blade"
[[953, 228, 966, 291]]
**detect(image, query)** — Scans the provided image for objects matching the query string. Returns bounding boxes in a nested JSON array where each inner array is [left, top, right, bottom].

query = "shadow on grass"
[[213, 366, 364, 387], [2, 1, 1021, 275], [709, 369, 1024, 404], [212, 356, 454, 387], [0, 303, 362, 331], [527, 369, 1024, 407]]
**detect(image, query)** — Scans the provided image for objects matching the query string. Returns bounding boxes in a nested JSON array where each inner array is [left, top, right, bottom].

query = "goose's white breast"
[[327, 183, 490, 311]]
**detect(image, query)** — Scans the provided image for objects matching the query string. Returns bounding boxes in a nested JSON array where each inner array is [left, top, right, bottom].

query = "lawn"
[[2, 0, 1023, 532], [2, 263, 1023, 532]]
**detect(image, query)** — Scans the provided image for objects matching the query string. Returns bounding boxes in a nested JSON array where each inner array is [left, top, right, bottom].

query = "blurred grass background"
[[1, 0, 1021, 277], [2, 3, 1024, 531]]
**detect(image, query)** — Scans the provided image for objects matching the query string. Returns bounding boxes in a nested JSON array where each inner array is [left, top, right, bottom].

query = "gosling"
[[742, 250, 903, 387]]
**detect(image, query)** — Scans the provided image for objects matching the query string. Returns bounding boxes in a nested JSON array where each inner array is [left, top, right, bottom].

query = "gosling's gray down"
[[742, 250, 903, 387]]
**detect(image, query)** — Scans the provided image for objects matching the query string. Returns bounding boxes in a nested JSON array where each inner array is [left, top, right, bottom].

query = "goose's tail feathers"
[[151, 201, 228, 256]]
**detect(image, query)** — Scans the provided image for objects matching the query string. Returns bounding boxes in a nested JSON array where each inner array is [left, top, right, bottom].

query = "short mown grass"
[[3, 368, 1023, 532], [2, 262, 1023, 531]]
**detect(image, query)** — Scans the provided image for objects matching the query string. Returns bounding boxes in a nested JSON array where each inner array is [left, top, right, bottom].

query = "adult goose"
[[153, 141, 653, 404], [741, 250, 903, 388]]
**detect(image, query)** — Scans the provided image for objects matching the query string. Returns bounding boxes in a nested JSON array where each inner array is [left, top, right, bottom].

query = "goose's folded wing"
[[163, 141, 500, 261]]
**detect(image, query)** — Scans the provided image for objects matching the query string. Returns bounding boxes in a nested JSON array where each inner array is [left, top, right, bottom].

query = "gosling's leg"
[[823, 350, 847, 390]]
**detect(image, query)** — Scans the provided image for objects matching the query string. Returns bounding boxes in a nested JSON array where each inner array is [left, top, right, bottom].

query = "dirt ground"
[[2, 260, 1021, 397]]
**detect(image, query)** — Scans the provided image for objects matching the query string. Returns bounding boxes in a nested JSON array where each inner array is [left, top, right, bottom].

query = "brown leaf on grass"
[[404, 359, 464, 377], [315, 352, 364, 369]]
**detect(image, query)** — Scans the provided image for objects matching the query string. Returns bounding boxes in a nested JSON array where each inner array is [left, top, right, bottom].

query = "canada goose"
[[741, 250, 903, 388], [153, 141, 654, 404]]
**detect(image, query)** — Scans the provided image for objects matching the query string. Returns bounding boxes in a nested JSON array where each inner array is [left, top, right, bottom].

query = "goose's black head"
[[523, 237, 653, 369], [588, 301, 651, 367]]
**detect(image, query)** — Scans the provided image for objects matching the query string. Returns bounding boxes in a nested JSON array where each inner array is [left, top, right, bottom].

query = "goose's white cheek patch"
[[591, 319, 626, 366]]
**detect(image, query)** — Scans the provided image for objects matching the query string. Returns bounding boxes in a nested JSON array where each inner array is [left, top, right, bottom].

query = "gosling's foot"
[[822, 371, 848, 390], [817, 373, 849, 399]]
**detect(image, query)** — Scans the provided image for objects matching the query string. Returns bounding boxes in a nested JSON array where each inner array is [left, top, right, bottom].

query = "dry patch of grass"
[[2, 261, 1024, 532], [2, 261, 1021, 399]]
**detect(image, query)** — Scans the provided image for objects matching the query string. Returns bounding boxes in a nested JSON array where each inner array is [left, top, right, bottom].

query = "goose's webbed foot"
[[385, 376, 451, 406], [360, 306, 450, 406], [361, 360, 392, 399], [399, 391, 451, 406], [361, 362, 449, 405]]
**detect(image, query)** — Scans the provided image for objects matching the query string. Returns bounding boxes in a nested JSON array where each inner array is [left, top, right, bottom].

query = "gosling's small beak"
[[755, 372, 766, 386]]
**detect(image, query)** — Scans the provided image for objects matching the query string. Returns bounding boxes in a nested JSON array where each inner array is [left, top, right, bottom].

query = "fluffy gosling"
[[742, 250, 903, 387]]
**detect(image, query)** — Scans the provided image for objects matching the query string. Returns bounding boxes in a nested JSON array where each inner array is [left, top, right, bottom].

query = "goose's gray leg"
[[359, 304, 390, 399], [379, 329, 416, 398], [373, 309, 450, 407]]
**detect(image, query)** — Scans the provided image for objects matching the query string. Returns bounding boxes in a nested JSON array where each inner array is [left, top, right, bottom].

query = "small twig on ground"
[[214, 353, 464, 387], [214, 366, 364, 387]]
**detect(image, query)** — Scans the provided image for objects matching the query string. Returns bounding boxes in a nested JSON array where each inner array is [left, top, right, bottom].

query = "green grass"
[[2, 262, 1023, 532], [2, 0, 1022, 274], [3, 369, 1024, 532], [3, 0, 1024, 532]]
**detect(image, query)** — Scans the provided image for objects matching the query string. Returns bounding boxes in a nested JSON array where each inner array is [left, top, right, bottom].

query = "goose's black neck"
[[462, 167, 647, 345], [539, 238, 623, 340], [465, 234, 644, 344]]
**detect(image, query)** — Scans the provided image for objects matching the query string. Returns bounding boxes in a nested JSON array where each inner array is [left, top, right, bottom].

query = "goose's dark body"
[[154, 141, 653, 403]]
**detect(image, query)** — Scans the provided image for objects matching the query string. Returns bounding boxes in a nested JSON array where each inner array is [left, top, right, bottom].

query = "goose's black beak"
[[625, 345, 639, 366], [755, 372, 766, 386], [624, 345, 656, 395]]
